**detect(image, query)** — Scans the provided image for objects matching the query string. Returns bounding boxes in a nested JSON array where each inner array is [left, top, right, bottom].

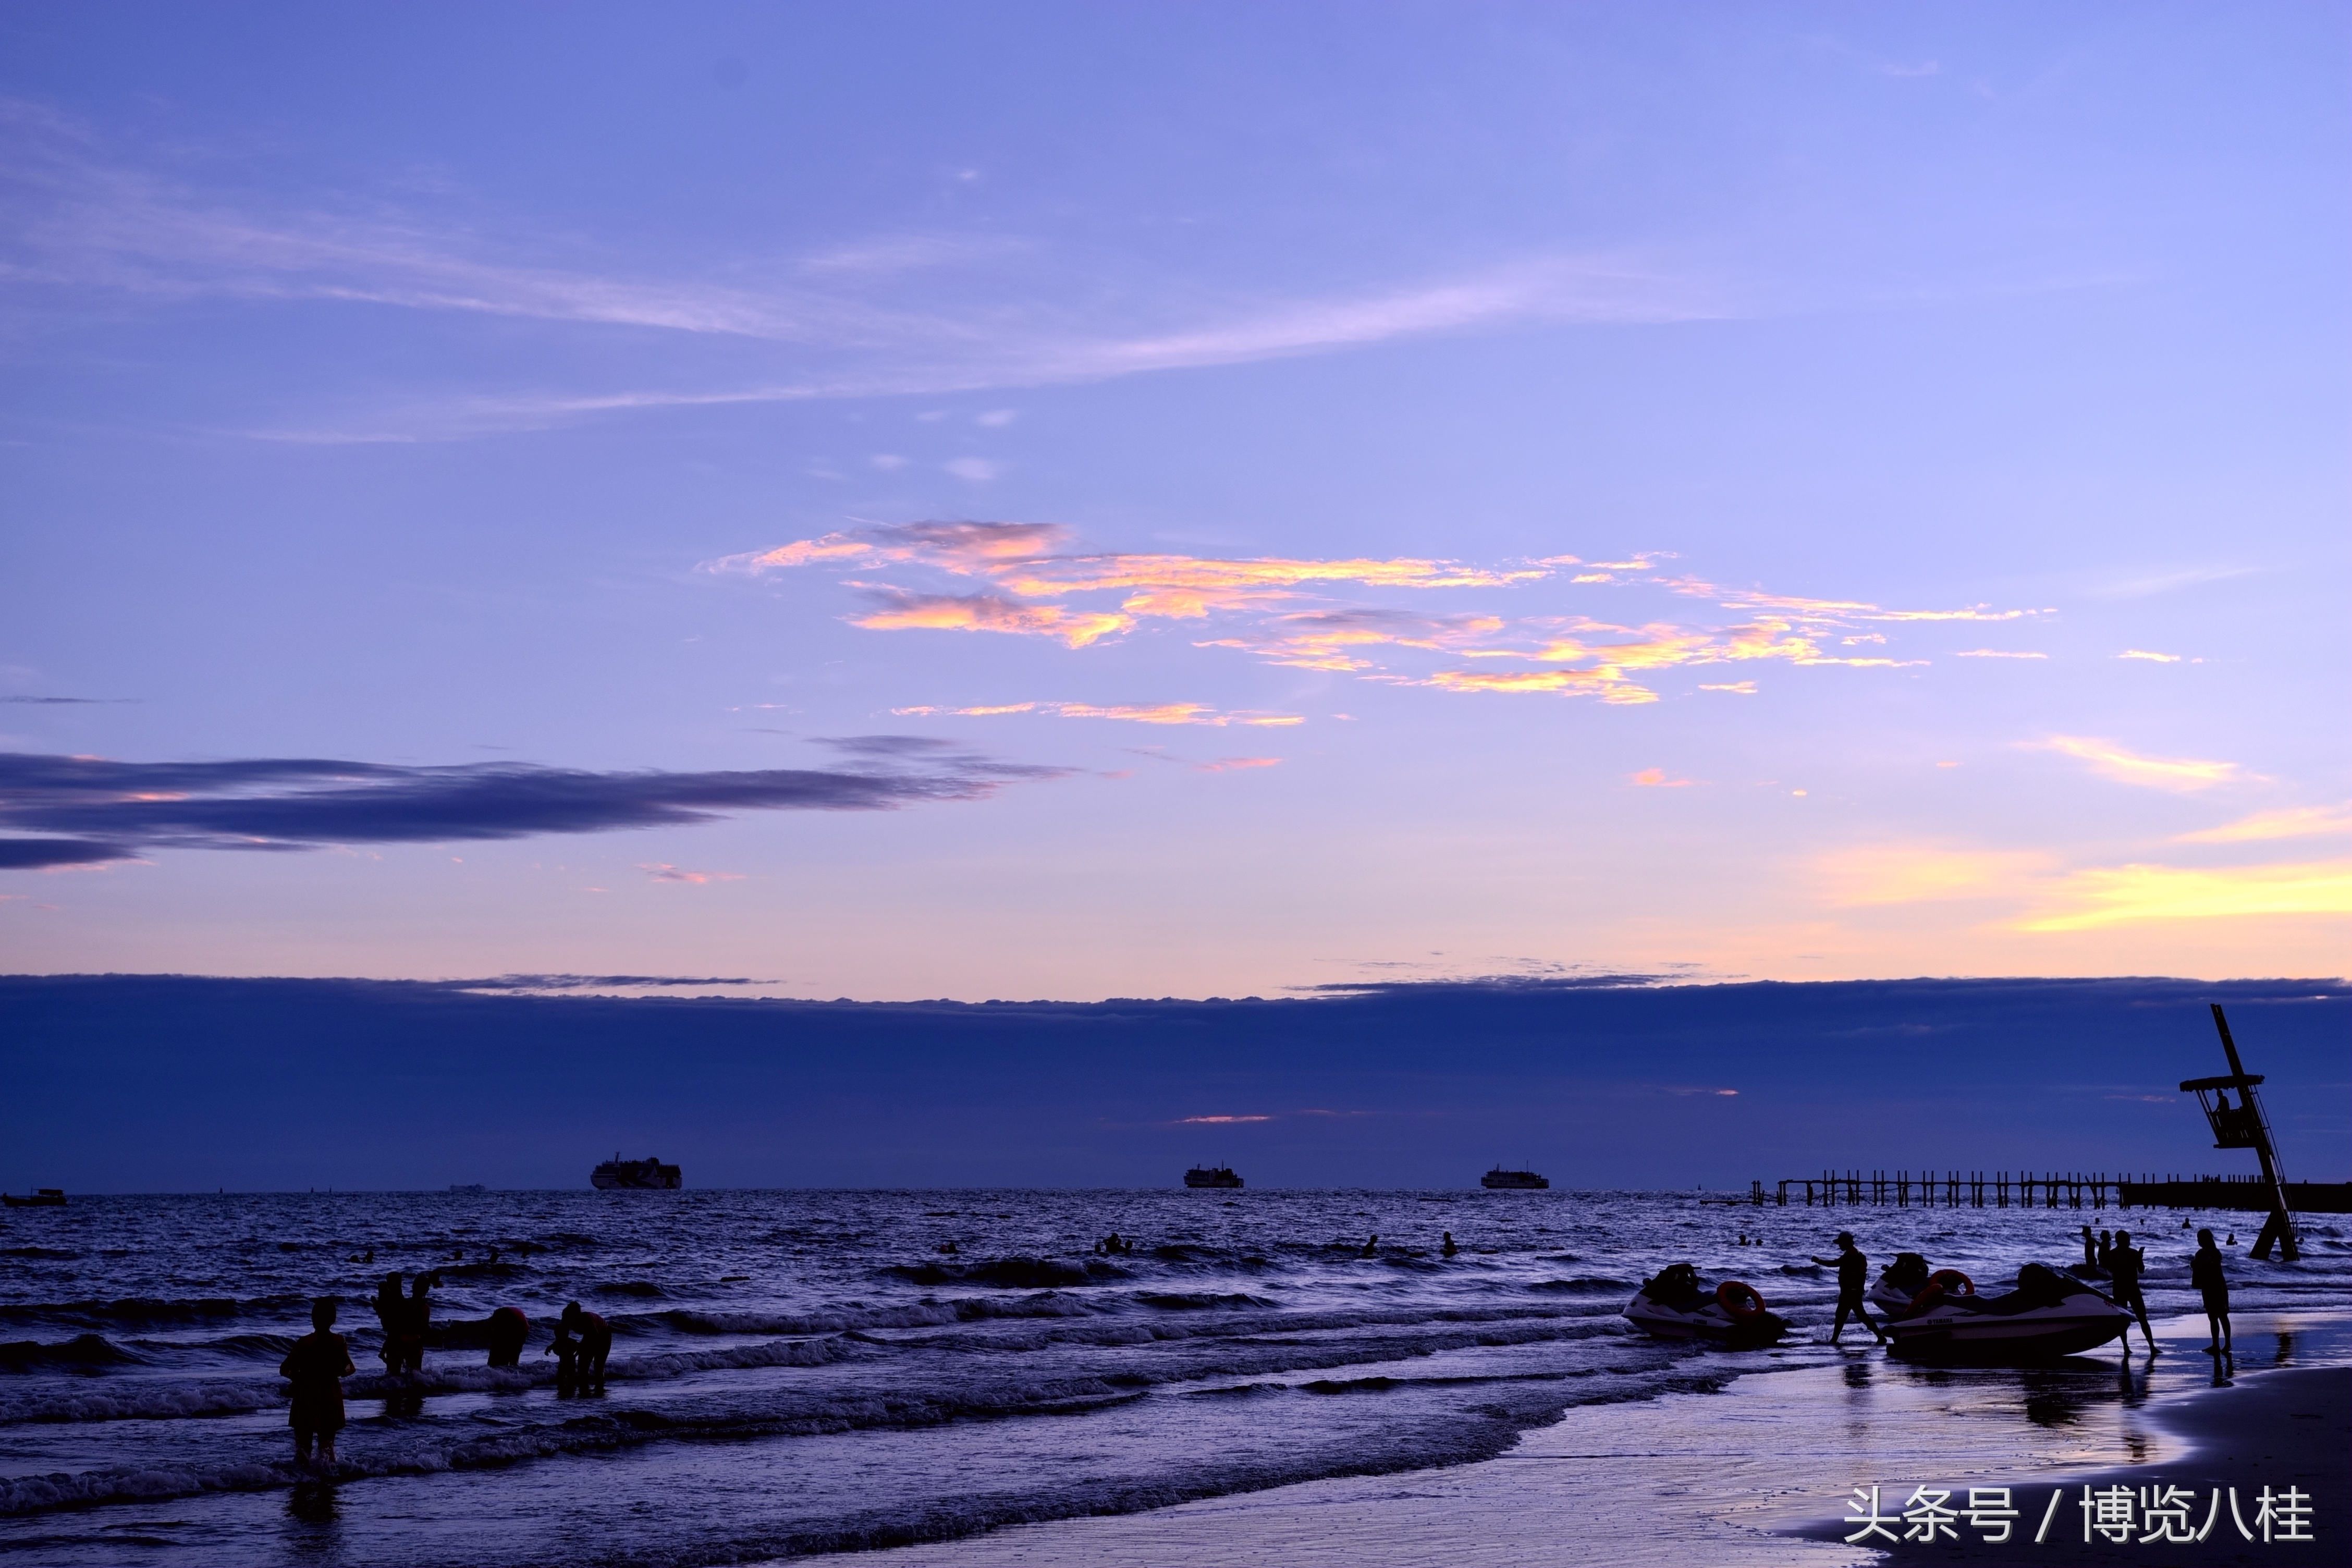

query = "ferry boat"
[[1481, 1167, 1549, 1190], [1184, 1166, 1244, 1189], [1, 1188, 65, 1208], [591, 1155, 682, 1191]]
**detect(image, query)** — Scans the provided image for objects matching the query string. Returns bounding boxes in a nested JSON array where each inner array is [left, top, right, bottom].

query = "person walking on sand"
[[2108, 1229, 2157, 1353], [2191, 1228, 2232, 1355], [562, 1302, 613, 1392], [1810, 1232, 1886, 1346], [280, 1298, 356, 1472]]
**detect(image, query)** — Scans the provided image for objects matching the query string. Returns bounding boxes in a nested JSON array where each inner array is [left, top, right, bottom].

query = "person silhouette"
[[562, 1302, 612, 1392], [1359, 1234, 1379, 1259], [2108, 1230, 2156, 1353], [2094, 1230, 2113, 1269], [1809, 1232, 1886, 1345], [2191, 1229, 2232, 1355], [485, 1305, 529, 1368], [372, 1271, 406, 1374], [280, 1298, 356, 1472], [1441, 1231, 1459, 1258], [2079, 1225, 2097, 1269]]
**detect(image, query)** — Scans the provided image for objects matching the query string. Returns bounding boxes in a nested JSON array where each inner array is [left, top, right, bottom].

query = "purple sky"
[[1, 4, 2345, 999]]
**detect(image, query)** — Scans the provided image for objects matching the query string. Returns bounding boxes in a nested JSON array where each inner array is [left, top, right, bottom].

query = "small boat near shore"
[[1184, 1166, 1244, 1189], [2, 1188, 66, 1208], [1624, 1264, 1787, 1347], [591, 1155, 681, 1191], [1872, 1257, 2129, 1363], [1480, 1167, 1549, 1190]]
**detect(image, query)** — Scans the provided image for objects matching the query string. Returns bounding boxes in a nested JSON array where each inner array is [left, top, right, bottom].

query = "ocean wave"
[[1527, 1277, 1635, 1294], [1132, 1291, 1276, 1311], [0, 1334, 146, 1373], [0, 1295, 309, 1328], [884, 1257, 1131, 1289]]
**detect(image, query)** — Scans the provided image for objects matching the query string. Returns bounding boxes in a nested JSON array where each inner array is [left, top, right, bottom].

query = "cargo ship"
[[591, 1155, 682, 1191], [1480, 1167, 1549, 1190], [1184, 1166, 1244, 1189], [2, 1188, 65, 1208]]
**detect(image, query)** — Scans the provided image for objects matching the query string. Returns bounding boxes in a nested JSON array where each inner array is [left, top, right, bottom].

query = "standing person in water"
[[279, 1298, 356, 1472], [2094, 1229, 2114, 1269], [2079, 1226, 2098, 1270], [372, 1271, 406, 1374], [2191, 1229, 2233, 1355], [2107, 1229, 2157, 1353], [1441, 1231, 1459, 1258], [485, 1305, 529, 1368], [1809, 1232, 1887, 1346], [397, 1272, 437, 1376], [562, 1302, 613, 1392]]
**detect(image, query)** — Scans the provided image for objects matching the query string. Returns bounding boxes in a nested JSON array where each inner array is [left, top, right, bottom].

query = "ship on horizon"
[[592, 1155, 682, 1191], [1184, 1166, 1244, 1189], [1480, 1166, 1549, 1190]]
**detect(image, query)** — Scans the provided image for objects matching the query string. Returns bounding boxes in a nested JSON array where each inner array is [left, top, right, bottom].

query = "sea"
[[2, 1187, 2347, 1566]]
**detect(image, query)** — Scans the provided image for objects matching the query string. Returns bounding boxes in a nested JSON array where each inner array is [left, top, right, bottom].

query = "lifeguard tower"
[[2179, 1003, 2299, 1261]]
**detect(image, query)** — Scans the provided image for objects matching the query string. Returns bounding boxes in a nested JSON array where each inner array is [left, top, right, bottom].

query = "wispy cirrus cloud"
[[3, 105, 1725, 440], [0, 741, 1064, 869], [892, 701, 1302, 727], [2030, 736, 2257, 792], [712, 521, 2032, 707]]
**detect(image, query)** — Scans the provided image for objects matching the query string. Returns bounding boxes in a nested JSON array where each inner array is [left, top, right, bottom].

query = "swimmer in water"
[[562, 1302, 613, 1392], [1359, 1234, 1379, 1259], [1441, 1231, 1458, 1258]]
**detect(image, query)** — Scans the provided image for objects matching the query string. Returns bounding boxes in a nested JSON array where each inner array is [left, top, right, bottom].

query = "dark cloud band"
[[0, 741, 1064, 869]]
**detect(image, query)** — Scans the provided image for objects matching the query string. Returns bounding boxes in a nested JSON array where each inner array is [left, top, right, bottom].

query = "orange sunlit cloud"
[[712, 521, 2038, 704], [2032, 735, 2256, 792], [1630, 768, 1693, 788], [1177, 1113, 1274, 1123], [1700, 681, 1757, 693], [1197, 756, 1282, 772], [2015, 859, 2352, 931], [1814, 844, 2055, 906], [2173, 804, 2352, 844]]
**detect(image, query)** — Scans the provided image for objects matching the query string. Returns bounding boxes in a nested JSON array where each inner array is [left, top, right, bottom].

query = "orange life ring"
[[1716, 1280, 1767, 1319], [1912, 1269, 1975, 1309]]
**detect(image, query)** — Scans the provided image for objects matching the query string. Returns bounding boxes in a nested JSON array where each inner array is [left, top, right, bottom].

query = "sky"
[[1, 3, 2347, 1001]]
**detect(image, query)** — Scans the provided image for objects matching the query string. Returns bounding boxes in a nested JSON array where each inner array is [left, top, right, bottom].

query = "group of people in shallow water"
[[1805, 1226, 2236, 1354], [275, 1270, 618, 1472]]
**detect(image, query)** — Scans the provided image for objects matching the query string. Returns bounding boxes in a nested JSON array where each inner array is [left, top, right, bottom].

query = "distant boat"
[[1481, 1167, 1549, 1190], [449, 1183, 487, 1194], [2, 1188, 66, 1208], [1184, 1166, 1244, 1189], [591, 1155, 682, 1191]]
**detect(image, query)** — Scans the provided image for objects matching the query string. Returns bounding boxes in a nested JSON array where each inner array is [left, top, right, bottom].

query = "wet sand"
[[845, 1312, 2348, 1567], [1795, 1359, 2349, 1566]]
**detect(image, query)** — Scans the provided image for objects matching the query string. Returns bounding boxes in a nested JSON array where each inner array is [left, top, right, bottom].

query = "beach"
[[848, 1312, 2350, 1568], [3, 1193, 2343, 1567]]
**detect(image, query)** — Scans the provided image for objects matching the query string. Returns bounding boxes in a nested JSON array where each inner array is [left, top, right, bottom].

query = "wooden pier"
[[1740, 1172, 2352, 1212]]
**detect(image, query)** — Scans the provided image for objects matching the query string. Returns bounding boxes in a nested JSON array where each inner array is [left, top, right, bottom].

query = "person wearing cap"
[[1808, 1232, 1887, 1345]]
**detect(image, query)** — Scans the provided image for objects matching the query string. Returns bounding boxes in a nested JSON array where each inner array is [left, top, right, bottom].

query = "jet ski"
[[1881, 1262, 2131, 1363], [1624, 1263, 1789, 1348], [1868, 1251, 1938, 1318]]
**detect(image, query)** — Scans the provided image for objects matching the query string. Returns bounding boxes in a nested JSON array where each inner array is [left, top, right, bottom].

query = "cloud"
[[0, 695, 134, 705], [1955, 649, 2048, 659], [1175, 1114, 1273, 1124], [1699, 681, 1757, 694], [2016, 860, 2352, 932], [892, 701, 1301, 727], [1815, 845, 2054, 906], [850, 590, 1133, 648], [0, 742, 1065, 869], [2174, 805, 2352, 844], [713, 520, 2034, 706], [639, 863, 746, 884], [1197, 757, 1282, 773], [943, 457, 999, 483], [2031, 736, 2256, 792], [2116, 649, 2183, 663], [1630, 768, 1693, 788], [4, 109, 1723, 440]]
